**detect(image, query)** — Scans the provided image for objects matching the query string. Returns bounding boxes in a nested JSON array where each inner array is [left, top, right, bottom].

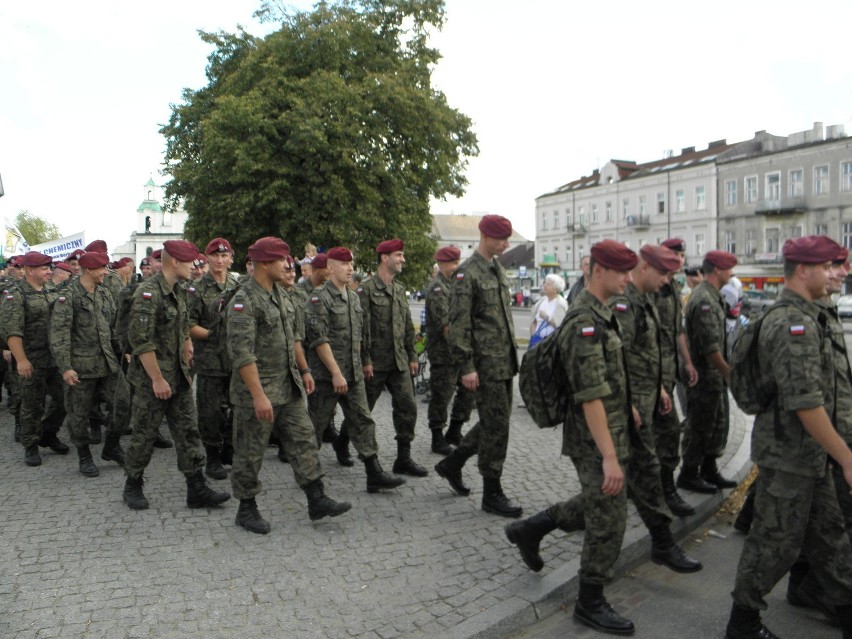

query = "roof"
[[497, 242, 535, 269], [137, 201, 162, 213], [431, 214, 528, 243]]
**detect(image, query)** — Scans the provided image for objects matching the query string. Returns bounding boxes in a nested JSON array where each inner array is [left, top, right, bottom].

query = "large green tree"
[[16, 211, 61, 245], [161, 0, 477, 286]]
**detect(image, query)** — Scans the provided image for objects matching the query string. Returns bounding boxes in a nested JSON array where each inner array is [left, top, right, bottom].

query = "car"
[[741, 289, 776, 318], [837, 294, 852, 319]]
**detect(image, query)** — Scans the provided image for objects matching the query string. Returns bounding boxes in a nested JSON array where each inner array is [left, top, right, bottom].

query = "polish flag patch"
[[310, 296, 320, 304], [233, 303, 244, 312], [789, 325, 806, 335], [142, 292, 153, 300], [615, 303, 628, 312], [58, 296, 66, 303], [581, 326, 596, 337], [5, 294, 13, 301], [456, 273, 465, 280]]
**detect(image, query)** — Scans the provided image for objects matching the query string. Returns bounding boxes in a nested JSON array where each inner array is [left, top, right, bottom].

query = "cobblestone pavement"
[[0, 356, 750, 639]]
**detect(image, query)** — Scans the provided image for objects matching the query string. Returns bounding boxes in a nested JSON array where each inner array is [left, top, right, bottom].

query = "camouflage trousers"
[[231, 400, 323, 500], [354, 368, 418, 443], [682, 388, 728, 468], [833, 462, 852, 534], [123, 379, 204, 480], [628, 392, 673, 529], [19, 367, 65, 448], [455, 378, 513, 480], [732, 466, 852, 610], [112, 369, 132, 434], [546, 452, 629, 585], [65, 375, 119, 447], [652, 382, 683, 472], [196, 374, 232, 449], [6, 358, 19, 417], [426, 362, 475, 431], [308, 380, 378, 459]]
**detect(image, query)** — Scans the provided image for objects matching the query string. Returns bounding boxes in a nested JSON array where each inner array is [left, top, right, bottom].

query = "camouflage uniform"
[[48, 279, 120, 446], [226, 279, 322, 498], [304, 280, 378, 458], [284, 285, 309, 342], [546, 289, 631, 584], [187, 272, 240, 450], [447, 251, 518, 480], [682, 279, 728, 467], [425, 272, 474, 433], [732, 288, 852, 611], [111, 281, 137, 434], [653, 277, 685, 472], [0, 279, 65, 447], [123, 272, 204, 479]]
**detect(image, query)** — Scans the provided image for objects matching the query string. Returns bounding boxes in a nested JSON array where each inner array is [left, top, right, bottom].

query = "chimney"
[[680, 146, 695, 155], [708, 139, 727, 148]]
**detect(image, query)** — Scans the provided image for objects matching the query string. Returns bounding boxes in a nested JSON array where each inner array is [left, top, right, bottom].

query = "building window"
[[843, 223, 852, 249], [841, 161, 852, 192], [765, 172, 781, 201], [622, 198, 630, 219], [578, 206, 586, 227], [553, 211, 559, 230], [694, 232, 705, 255], [765, 227, 780, 253], [639, 195, 647, 216], [565, 246, 572, 263], [675, 190, 685, 213], [746, 229, 757, 255], [745, 176, 758, 203], [566, 209, 572, 227], [657, 192, 665, 214], [592, 204, 599, 224], [695, 185, 706, 211], [789, 169, 804, 197], [725, 230, 736, 254], [815, 223, 828, 236], [541, 212, 548, 231], [725, 180, 737, 207], [789, 224, 803, 239], [605, 201, 612, 222], [814, 165, 829, 195]]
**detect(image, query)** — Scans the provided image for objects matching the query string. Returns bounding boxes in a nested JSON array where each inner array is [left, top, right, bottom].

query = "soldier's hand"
[[332, 372, 348, 394], [601, 456, 624, 496], [363, 364, 374, 380], [62, 370, 80, 386], [253, 394, 274, 422], [409, 361, 419, 377], [631, 405, 642, 430], [659, 388, 672, 415], [685, 363, 699, 387], [461, 371, 479, 392], [302, 373, 315, 395], [152, 378, 172, 400], [182, 341, 194, 368], [16, 358, 33, 378], [2, 350, 11, 364]]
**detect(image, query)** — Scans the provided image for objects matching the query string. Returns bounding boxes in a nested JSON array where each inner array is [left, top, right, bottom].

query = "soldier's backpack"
[[728, 301, 788, 415]]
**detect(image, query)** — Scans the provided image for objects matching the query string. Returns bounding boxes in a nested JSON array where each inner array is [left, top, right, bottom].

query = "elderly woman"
[[529, 273, 568, 346]]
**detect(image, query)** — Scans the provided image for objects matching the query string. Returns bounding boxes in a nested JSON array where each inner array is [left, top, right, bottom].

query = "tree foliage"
[[16, 211, 61, 246], [161, 0, 478, 287]]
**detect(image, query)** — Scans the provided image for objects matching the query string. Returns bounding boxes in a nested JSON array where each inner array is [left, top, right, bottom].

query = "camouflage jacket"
[[304, 280, 366, 384], [816, 297, 852, 445], [282, 285, 308, 342], [49, 278, 119, 378], [684, 280, 726, 391], [559, 289, 631, 462], [654, 277, 684, 387], [126, 272, 192, 390], [610, 283, 661, 397], [752, 288, 835, 477], [226, 278, 303, 407], [113, 281, 138, 356], [0, 279, 59, 368], [186, 271, 240, 376], [102, 270, 123, 310], [447, 251, 518, 381], [356, 274, 416, 372], [299, 278, 316, 296], [424, 272, 453, 364]]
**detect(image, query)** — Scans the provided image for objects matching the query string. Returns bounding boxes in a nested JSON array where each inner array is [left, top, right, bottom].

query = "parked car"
[[837, 294, 852, 319], [741, 289, 776, 318]]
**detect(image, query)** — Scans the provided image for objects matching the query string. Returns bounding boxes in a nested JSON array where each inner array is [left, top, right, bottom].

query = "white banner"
[[2, 218, 29, 256], [30, 232, 86, 260]]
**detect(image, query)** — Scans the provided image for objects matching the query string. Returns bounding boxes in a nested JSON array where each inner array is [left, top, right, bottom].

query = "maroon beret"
[[163, 240, 201, 263], [117, 257, 133, 267], [661, 238, 685, 252], [150, 249, 162, 260], [205, 237, 233, 255], [591, 240, 638, 271], [19, 251, 53, 267], [79, 252, 109, 269], [434, 246, 462, 262], [705, 250, 738, 270], [311, 253, 328, 269], [67, 249, 85, 261], [478, 214, 513, 239], [194, 253, 208, 265], [376, 239, 404, 254], [640, 245, 682, 273], [140, 257, 150, 267], [327, 247, 353, 263], [7, 256, 20, 266], [85, 240, 108, 254], [782, 235, 842, 264], [247, 237, 290, 262], [832, 245, 849, 265], [109, 261, 121, 270], [53, 261, 72, 274]]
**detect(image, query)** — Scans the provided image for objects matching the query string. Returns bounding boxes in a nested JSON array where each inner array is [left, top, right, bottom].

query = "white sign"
[[30, 232, 86, 260], [518, 265, 527, 277]]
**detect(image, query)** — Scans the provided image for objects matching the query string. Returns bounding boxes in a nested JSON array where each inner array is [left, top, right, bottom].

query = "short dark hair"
[[588, 255, 597, 278], [783, 259, 798, 278], [701, 259, 715, 275]]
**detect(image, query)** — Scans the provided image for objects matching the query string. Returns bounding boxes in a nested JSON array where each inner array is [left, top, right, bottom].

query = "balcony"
[[755, 195, 807, 215], [625, 214, 651, 228], [572, 223, 588, 235]]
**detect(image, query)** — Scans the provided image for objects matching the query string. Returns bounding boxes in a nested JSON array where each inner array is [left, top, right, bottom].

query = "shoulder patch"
[[700, 303, 711, 312], [433, 286, 442, 292], [187, 287, 197, 294], [310, 296, 320, 304], [58, 296, 66, 303], [5, 294, 13, 300], [581, 326, 596, 337], [614, 302, 628, 312], [456, 273, 465, 280], [142, 291, 153, 300], [356, 287, 365, 295], [789, 324, 806, 336], [233, 303, 245, 312]]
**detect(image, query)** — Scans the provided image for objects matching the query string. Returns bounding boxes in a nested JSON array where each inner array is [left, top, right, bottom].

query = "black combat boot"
[[123, 474, 149, 510], [505, 510, 557, 572], [724, 603, 779, 639], [76, 445, 99, 478], [430, 427, 453, 455], [89, 422, 102, 445], [701, 456, 738, 489], [322, 420, 339, 443], [836, 604, 852, 639], [482, 477, 523, 518], [186, 469, 231, 508], [434, 448, 472, 496], [304, 479, 352, 521], [392, 442, 428, 477], [235, 497, 270, 535], [649, 525, 702, 573], [445, 419, 464, 447], [152, 428, 173, 449], [734, 485, 756, 534], [661, 467, 694, 517], [14, 414, 21, 443], [364, 455, 406, 493], [573, 580, 635, 636], [101, 432, 125, 467], [220, 440, 234, 466], [204, 444, 228, 480], [277, 442, 289, 464], [24, 444, 42, 467], [39, 432, 69, 454], [332, 425, 354, 467], [676, 465, 718, 494]]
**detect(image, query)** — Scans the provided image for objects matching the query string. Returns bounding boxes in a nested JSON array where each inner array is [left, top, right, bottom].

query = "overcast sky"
[[2, 0, 851, 253]]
